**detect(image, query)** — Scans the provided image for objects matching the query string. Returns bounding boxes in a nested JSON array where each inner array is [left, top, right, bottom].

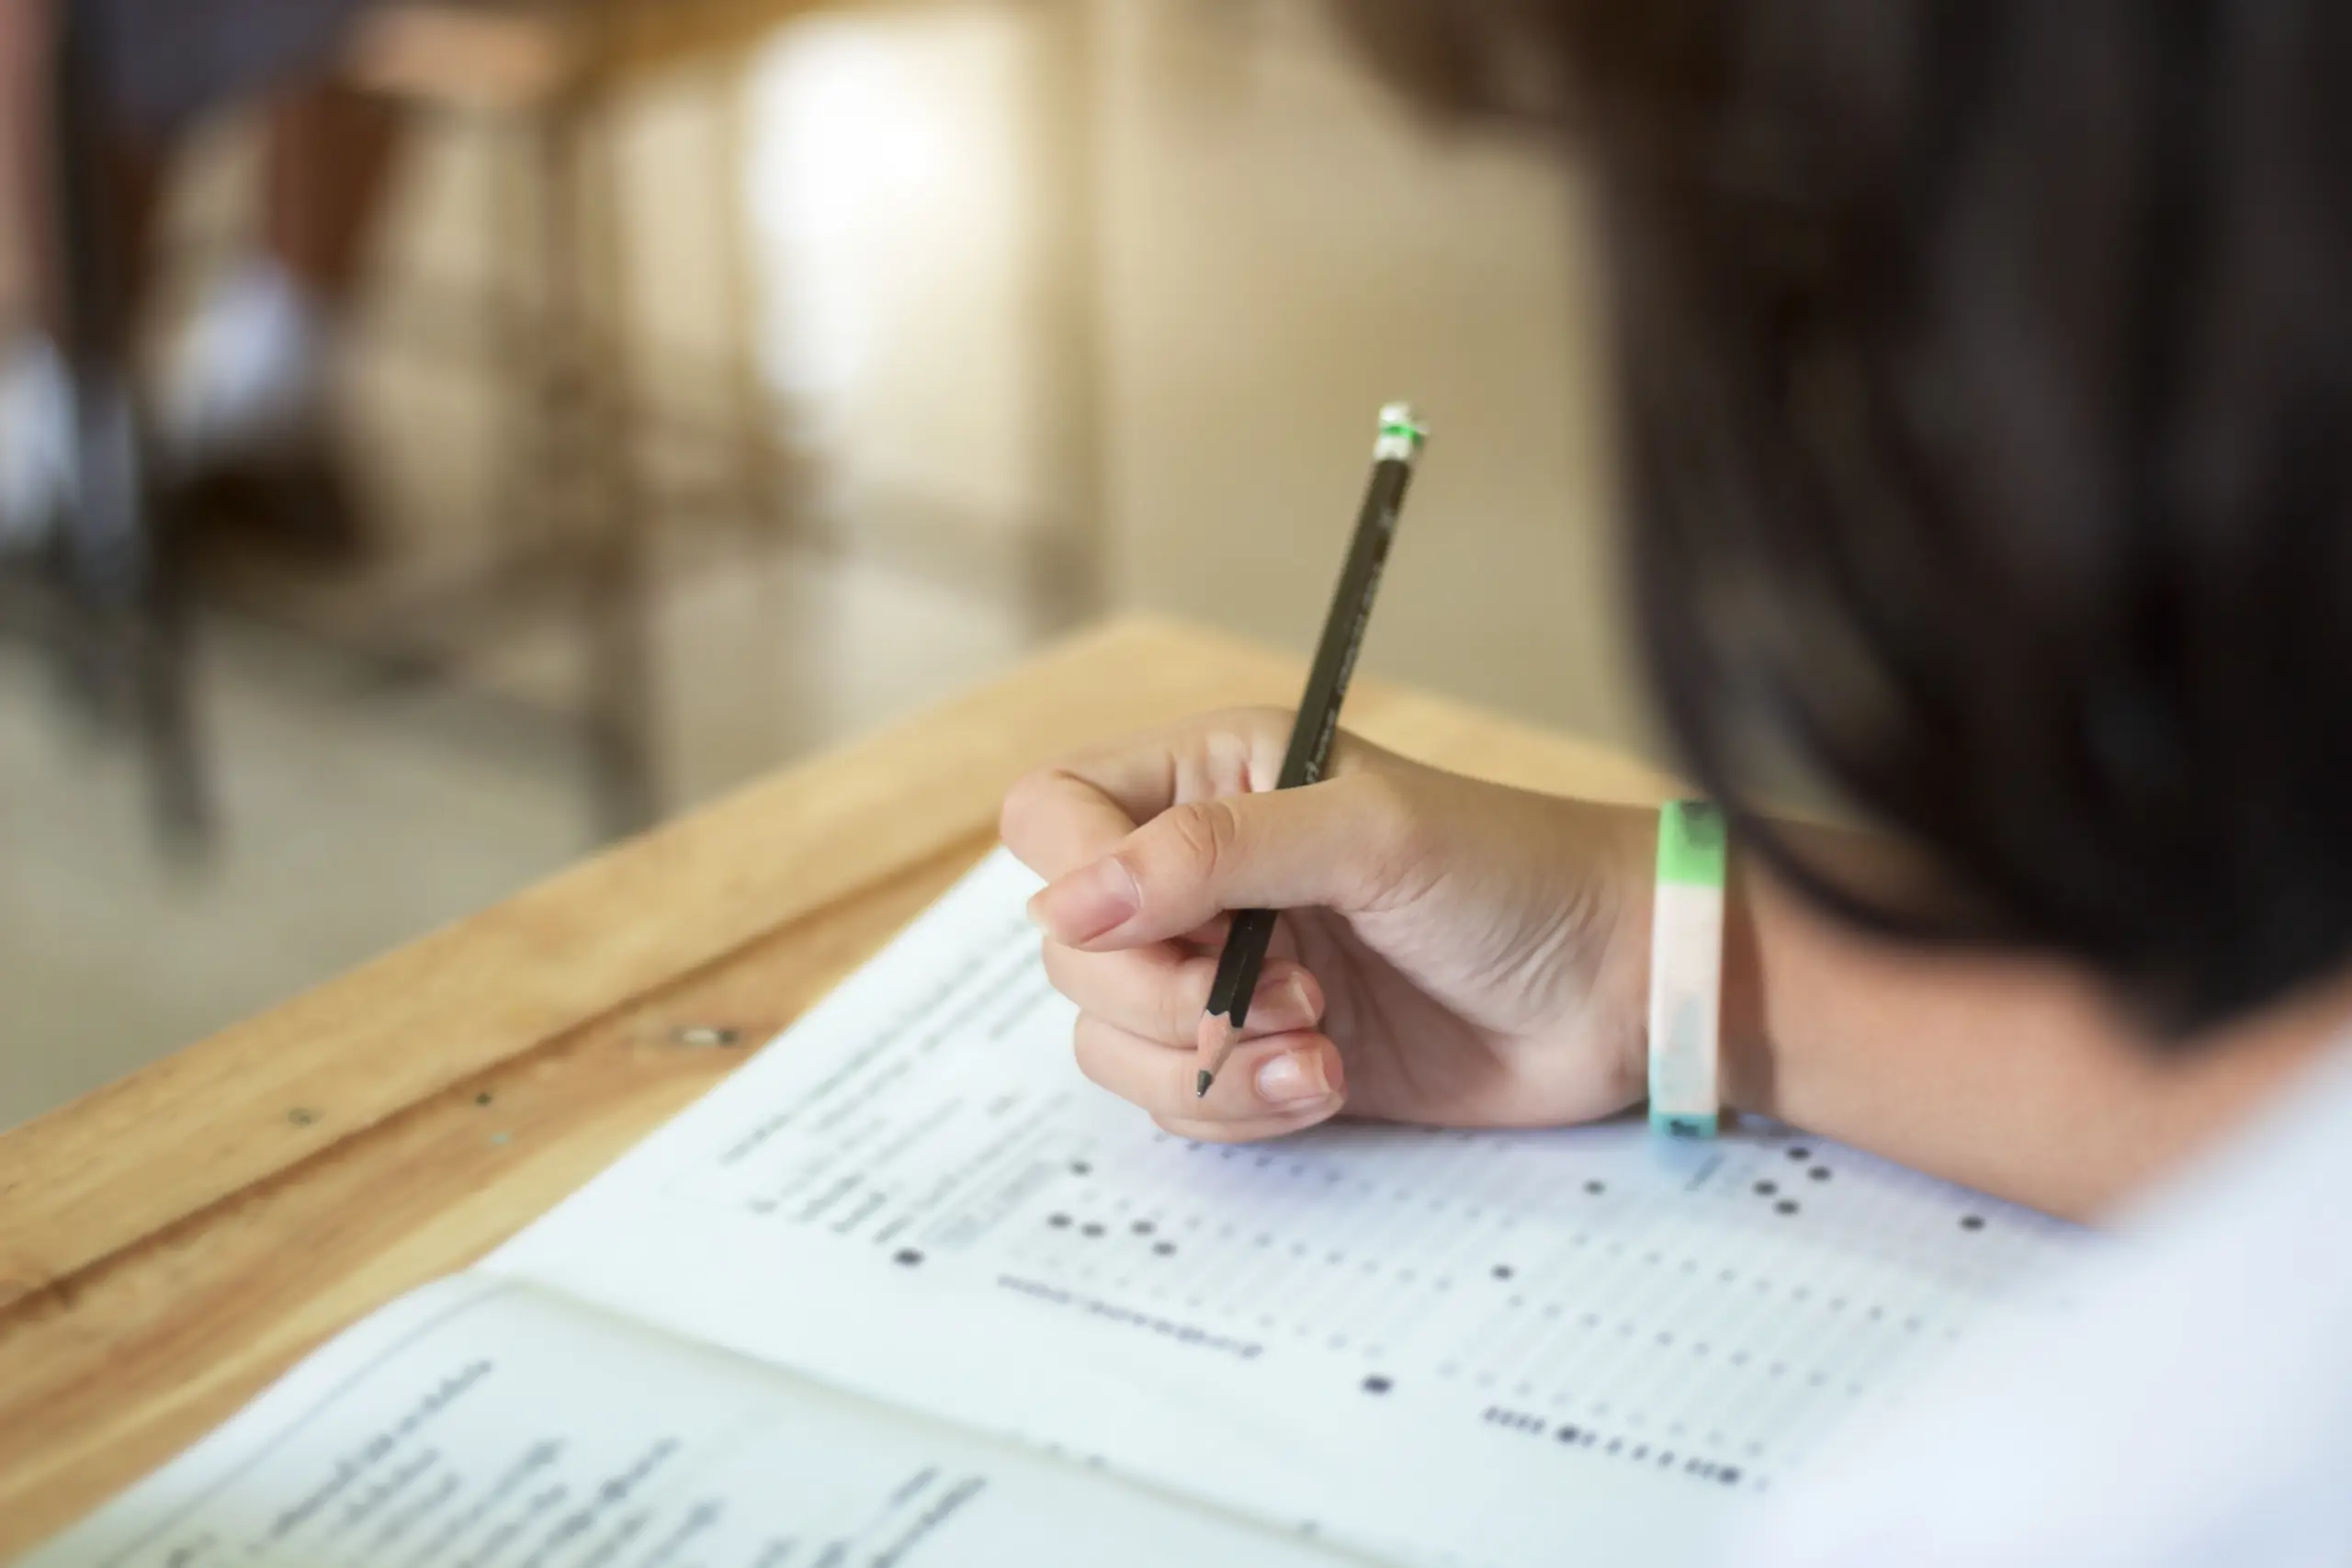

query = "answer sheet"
[[492, 852, 2089, 1567], [29, 1278, 1359, 1568]]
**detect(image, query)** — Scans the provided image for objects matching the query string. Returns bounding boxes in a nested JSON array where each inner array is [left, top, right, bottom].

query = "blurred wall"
[[1091, 1, 1649, 754], [740, 0, 1652, 754], [749, 9, 1054, 548], [169, 0, 1655, 760]]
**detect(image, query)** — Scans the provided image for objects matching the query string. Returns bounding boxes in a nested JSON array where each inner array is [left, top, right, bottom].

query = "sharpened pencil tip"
[[1196, 1014, 1240, 1100]]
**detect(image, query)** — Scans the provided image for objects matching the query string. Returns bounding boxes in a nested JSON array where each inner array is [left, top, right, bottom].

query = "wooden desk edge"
[[0, 614, 1674, 1551], [25, 612, 1679, 1310], [0, 616, 1246, 1299]]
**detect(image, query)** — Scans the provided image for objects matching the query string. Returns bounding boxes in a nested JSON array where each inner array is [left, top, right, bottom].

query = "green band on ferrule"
[[1657, 801, 1728, 888], [1374, 402, 1429, 459]]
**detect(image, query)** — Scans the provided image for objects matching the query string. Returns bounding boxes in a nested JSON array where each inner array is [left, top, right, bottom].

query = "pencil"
[[1196, 402, 1429, 1098]]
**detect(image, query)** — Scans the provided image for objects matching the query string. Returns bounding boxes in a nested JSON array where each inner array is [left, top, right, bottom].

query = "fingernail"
[[1256, 1049, 1336, 1108], [1250, 973, 1317, 1032], [1027, 857, 1142, 944]]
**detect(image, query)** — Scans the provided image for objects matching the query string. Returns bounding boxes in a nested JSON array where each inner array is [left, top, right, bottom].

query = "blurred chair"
[[37, 0, 675, 851], [45, 0, 209, 845], [342, 0, 666, 841], [37, 0, 1104, 851]]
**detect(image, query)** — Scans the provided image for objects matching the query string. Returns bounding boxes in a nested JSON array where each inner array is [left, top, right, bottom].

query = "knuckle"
[[1166, 953, 1216, 1036], [1050, 945, 1189, 1043], [1337, 769, 1437, 903], [1157, 796, 1244, 881], [1071, 1015, 1184, 1117], [1038, 936, 1077, 994], [997, 767, 1058, 848], [1325, 724, 1390, 780], [1069, 1016, 1118, 1090], [1211, 705, 1295, 741], [1347, 764, 1417, 837], [1198, 708, 1301, 793], [1153, 1115, 1248, 1145]]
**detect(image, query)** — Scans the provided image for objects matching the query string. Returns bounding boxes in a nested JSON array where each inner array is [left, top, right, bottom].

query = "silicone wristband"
[[1649, 801, 1727, 1138]]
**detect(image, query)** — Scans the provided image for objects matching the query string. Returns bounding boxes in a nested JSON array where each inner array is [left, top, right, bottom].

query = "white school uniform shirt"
[[1733, 1041, 2352, 1567]]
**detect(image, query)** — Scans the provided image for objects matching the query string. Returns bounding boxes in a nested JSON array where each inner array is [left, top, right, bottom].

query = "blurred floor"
[[0, 540, 1035, 1130]]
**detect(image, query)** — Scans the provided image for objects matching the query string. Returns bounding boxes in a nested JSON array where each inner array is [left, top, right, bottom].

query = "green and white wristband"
[[1649, 801, 1728, 1139]]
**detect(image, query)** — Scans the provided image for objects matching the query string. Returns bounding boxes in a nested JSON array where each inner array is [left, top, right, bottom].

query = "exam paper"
[[24, 1277, 1357, 1568], [492, 852, 2088, 1568]]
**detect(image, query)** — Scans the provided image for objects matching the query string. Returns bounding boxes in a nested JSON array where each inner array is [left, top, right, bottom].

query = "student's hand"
[[1000, 709, 1657, 1142]]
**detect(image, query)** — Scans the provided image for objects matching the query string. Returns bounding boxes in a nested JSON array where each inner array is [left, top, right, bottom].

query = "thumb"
[[1026, 772, 1426, 950]]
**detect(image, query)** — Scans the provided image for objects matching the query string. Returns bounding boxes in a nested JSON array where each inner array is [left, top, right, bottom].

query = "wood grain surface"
[[0, 615, 1668, 1554]]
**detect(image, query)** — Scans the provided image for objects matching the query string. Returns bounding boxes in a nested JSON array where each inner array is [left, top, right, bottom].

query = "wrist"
[[1606, 810, 1661, 1112], [1717, 842, 1777, 1120]]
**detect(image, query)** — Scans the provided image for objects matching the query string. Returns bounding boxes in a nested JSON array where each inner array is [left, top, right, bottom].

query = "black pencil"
[[1196, 403, 1429, 1098]]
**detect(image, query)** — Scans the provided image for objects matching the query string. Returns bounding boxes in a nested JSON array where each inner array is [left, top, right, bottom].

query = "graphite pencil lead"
[[1195, 1069, 1215, 1099]]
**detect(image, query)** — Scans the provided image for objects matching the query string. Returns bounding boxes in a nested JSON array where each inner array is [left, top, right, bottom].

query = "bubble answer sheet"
[[25, 852, 2091, 1568]]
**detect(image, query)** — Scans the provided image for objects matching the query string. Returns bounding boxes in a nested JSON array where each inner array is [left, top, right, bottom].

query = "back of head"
[[1335, 0, 2352, 1034]]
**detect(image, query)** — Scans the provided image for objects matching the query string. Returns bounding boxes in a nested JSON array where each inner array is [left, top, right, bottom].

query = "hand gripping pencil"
[[1196, 403, 1429, 1098]]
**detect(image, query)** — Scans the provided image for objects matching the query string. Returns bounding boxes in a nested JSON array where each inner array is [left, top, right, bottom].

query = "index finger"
[[999, 710, 1290, 880], [999, 759, 1152, 881]]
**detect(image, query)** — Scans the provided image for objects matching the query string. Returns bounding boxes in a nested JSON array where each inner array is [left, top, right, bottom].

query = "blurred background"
[[0, 0, 1642, 1128]]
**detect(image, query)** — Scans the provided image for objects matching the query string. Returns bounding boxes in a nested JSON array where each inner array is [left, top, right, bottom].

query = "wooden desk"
[[0, 616, 1667, 1553]]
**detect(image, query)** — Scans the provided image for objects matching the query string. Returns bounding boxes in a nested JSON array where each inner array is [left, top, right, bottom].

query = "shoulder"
[[1736, 1044, 2352, 1568]]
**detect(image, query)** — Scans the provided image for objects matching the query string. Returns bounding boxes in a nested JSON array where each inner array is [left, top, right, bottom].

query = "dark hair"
[[1331, 1, 2352, 1034]]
